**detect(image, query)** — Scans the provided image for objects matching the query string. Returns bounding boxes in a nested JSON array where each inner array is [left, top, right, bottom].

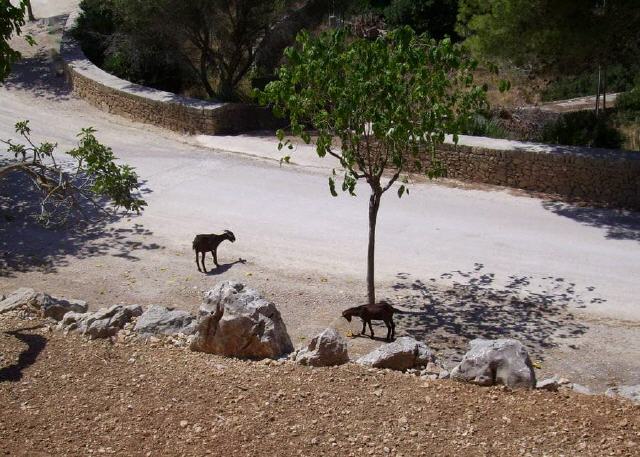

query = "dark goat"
[[342, 302, 400, 341], [192, 230, 236, 273]]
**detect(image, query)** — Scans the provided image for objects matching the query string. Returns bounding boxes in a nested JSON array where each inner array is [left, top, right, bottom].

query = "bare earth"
[[1, 6, 640, 454], [1, 315, 639, 457]]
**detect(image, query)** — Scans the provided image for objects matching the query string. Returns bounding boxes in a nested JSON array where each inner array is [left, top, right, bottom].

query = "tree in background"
[[383, 0, 459, 40], [258, 28, 486, 305], [75, 0, 328, 101], [457, 0, 640, 111]]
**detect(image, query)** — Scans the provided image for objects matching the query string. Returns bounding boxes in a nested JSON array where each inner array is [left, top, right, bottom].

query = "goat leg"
[[368, 321, 374, 339], [212, 249, 219, 268], [196, 251, 202, 272], [201, 252, 207, 273], [360, 319, 366, 335]]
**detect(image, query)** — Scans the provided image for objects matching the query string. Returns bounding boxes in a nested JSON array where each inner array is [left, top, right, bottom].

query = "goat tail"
[[192, 238, 197, 250]]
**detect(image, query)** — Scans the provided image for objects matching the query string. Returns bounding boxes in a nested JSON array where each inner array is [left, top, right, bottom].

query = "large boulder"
[[356, 337, 435, 371], [134, 305, 196, 337], [606, 385, 640, 405], [190, 281, 293, 359], [60, 304, 143, 339], [294, 327, 349, 367], [41, 297, 88, 321], [0, 288, 46, 313], [450, 338, 536, 389]]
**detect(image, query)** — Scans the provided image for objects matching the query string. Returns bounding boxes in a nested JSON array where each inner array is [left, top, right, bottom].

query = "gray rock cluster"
[[606, 385, 640, 405], [450, 338, 536, 389], [134, 305, 196, 338], [357, 337, 436, 371], [60, 305, 143, 339], [190, 281, 294, 359], [0, 288, 88, 320], [294, 327, 349, 367]]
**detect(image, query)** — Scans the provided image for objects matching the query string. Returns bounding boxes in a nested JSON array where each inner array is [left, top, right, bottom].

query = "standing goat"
[[192, 230, 236, 273], [342, 302, 400, 341]]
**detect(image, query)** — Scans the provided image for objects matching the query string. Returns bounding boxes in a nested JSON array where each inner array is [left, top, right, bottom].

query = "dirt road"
[[1, 4, 639, 391]]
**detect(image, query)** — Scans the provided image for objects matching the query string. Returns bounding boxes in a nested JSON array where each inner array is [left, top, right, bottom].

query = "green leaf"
[[498, 79, 511, 93], [328, 177, 338, 197]]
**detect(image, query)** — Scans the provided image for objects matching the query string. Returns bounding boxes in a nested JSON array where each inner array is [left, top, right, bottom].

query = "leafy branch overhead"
[[1, 121, 146, 227], [258, 27, 487, 198]]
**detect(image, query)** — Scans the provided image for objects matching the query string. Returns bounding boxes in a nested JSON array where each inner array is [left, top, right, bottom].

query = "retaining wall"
[[60, 12, 281, 135], [436, 137, 640, 210]]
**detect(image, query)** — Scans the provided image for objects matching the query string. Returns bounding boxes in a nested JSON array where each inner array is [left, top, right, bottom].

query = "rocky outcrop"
[[0, 288, 87, 320], [294, 327, 349, 367], [356, 337, 435, 371], [134, 305, 196, 338], [451, 339, 536, 389], [606, 385, 640, 405], [0, 288, 45, 313], [60, 304, 143, 339], [190, 281, 293, 359], [41, 297, 88, 321]]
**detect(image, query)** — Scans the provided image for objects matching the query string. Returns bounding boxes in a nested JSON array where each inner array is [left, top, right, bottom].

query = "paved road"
[[1, 2, 639, 323]]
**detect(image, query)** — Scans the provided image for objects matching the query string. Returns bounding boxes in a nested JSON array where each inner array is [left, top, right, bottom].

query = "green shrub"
[[541, 65, 640, 102], [462, 114, 508, 139], [616, 87, 640, 113], [541, 111, 623, 149], [72, 0, 118, 67]]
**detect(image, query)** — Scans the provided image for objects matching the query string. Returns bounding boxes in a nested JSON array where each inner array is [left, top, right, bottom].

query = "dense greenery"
[[541, 111, 623, 149], [258, 28, 486, 305], [74, 0, 337, 101], [541, 65, 640, 102]]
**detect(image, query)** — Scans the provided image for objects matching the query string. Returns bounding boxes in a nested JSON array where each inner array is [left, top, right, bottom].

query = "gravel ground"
[[1, 314, 639, 457]]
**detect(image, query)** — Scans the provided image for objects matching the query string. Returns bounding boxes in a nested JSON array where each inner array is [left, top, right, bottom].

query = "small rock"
[[450, 338, 536, 389], [571, 383, 593, 395], [294, 327, 349, 367], [357, 337, 435, 371], [179, 420, 189, 428], [536, 377, 560, 392], [605, 385, 640, 405]]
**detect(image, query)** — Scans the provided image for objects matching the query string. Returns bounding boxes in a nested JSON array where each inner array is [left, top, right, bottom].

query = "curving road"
[[2, 1, 640, 324]]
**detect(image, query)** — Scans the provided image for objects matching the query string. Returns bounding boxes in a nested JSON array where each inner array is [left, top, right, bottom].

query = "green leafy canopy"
[[257, 27, 487, 198]]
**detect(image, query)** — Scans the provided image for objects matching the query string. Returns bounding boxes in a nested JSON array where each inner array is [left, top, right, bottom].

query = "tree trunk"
[[26, 1, 35, 21], [199, 52, 215, 99], [367, 188, 382, 306], [595, 66, 601, 117], [602, 66, 607, 113]]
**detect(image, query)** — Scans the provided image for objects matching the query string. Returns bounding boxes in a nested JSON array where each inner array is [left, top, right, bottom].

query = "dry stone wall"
[[435, 140, 640, 210], [60, 12, 282, 135]]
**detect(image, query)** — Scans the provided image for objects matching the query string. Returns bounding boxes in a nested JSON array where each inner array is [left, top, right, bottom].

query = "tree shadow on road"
[[0, 164, 161, 277], [542, 200, 640, 242], [391, 263, 592, 363], [3, 53, 71, 101]]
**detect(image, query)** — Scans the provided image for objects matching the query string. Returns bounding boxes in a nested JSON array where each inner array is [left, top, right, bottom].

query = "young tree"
[[258, 28, 486, 305], [1, 122, 146, 227]]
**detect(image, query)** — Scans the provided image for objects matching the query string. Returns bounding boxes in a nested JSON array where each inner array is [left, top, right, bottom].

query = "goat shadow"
[[390, 263, 593, 363], [205, 258, 247, 276], [0, 326, 47, 383]]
